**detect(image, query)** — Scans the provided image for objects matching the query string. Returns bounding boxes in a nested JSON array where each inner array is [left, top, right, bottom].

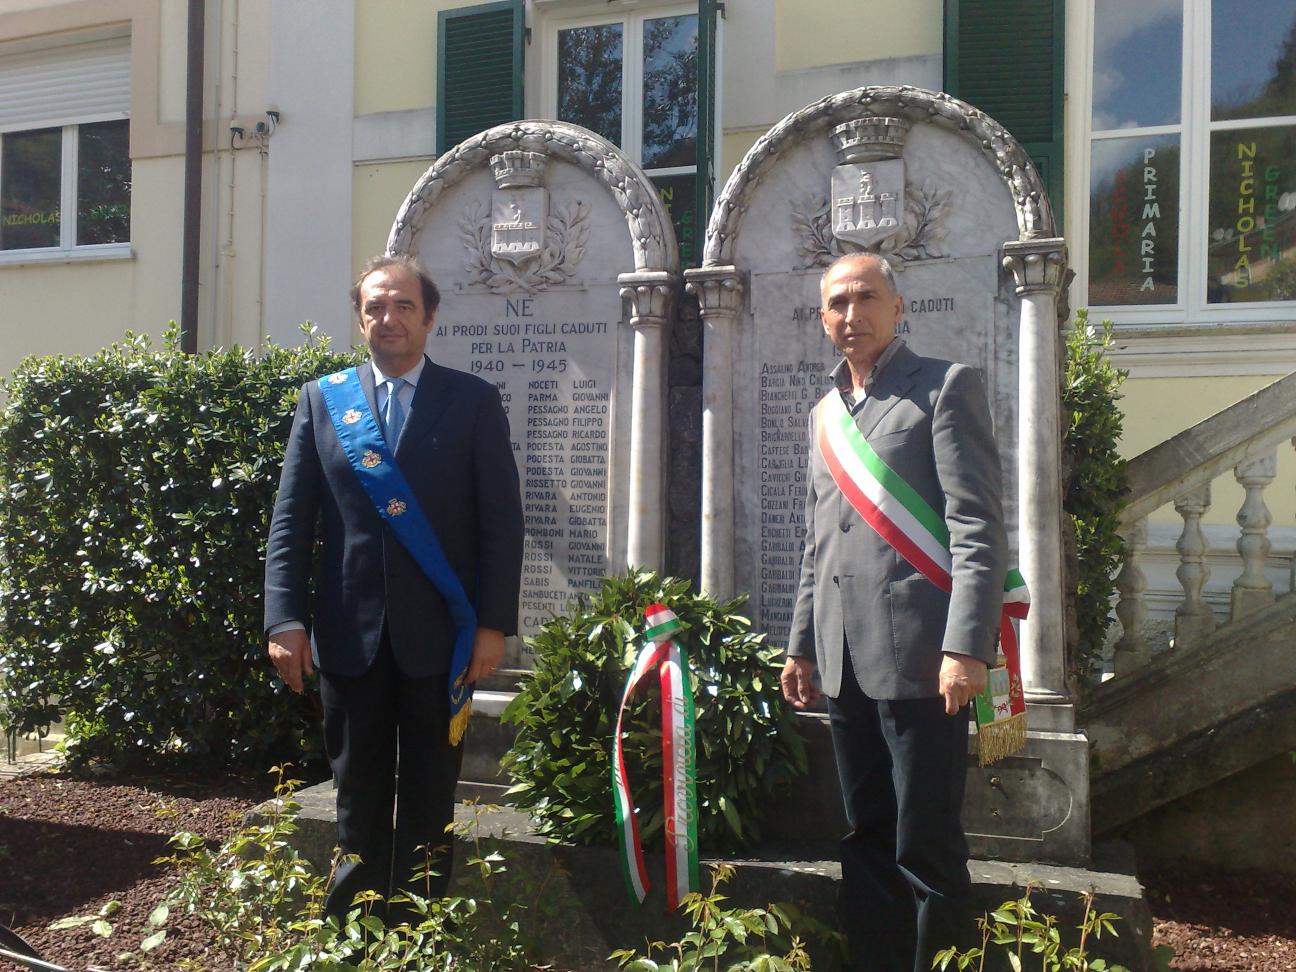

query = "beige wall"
[[774, 0, 942, 71], [354, 0, 478, 116], [1119, 374, 1296, 525]]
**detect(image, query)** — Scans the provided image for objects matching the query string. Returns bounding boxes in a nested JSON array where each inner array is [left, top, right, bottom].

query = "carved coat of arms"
[[792, 116, 952, 269], [832, 160, 904, 248], [461, 150, 590, 294]]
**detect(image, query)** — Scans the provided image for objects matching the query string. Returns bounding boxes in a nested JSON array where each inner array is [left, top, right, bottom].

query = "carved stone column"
[[683, 266, 745, 598], [1113, 516, 1150, 674], [1003, 238, 1071, 727], [1232, 451, 1277, 620], [618, 271, 676, 572], [1174, 483, 1216, 647]]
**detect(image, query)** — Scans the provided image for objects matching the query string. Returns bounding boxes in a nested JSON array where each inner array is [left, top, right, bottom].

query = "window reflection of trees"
[[558, 25, 623, 146], [77, 120, 131, 246], [641, 15, 697, 169], [0, 128, 62, 251]]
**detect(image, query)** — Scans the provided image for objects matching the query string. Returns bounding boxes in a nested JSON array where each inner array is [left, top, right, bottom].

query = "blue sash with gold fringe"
[[317, 366, 478, 744]]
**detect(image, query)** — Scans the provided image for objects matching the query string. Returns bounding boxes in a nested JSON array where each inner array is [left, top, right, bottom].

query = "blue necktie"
[[383, 377, 406, 447]]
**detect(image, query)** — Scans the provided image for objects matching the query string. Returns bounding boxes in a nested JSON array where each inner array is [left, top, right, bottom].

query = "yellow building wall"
[[354, 0, 481, 116], [1119, 375, 1296, 526], [774, 0, 942, 71], [349, 160, 435, 341]]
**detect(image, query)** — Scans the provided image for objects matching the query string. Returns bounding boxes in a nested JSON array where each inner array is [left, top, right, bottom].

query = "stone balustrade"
[[1112, 372, 1296, 671]]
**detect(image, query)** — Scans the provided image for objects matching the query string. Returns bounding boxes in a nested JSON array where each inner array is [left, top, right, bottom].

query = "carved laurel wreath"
[[791, 181, 952, 270], [459, 198, 592, 294]]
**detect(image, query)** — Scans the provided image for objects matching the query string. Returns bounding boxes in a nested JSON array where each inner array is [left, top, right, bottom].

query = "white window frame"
[[0, 116, 132, 265], [539, 2, 699, 180], [1068, 1, 1296, 336]]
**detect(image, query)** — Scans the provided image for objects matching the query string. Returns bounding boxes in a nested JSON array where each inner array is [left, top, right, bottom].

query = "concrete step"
[[274, 781, 1154, 972], [1084, 591, 1296, 828]]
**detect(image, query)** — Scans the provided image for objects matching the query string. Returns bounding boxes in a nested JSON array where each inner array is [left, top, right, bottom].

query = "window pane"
[[642, 14, 698, 169], [1, 128, 61, 250], [1207, 125, 1296, 303], [1092, 0, 1182, 130], [652, 172, 697, 267], [558, 24, 623, 146], [1089, 135, 1181, 305], [1211, 0, 1296, 121], [77, 119, 131, 246]]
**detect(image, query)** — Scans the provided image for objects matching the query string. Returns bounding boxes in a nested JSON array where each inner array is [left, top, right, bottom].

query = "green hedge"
[[1062, 310, 1128, 686], [0, 326, 360, 769]]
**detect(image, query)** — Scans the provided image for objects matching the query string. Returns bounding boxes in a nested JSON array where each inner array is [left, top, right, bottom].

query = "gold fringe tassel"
[[448, 699, 473, 747], [976, 712, 1026, 766]]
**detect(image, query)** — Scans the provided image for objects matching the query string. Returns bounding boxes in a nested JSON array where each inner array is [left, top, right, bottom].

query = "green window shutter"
[[437, 0, 524, 155], [944, 0, 1065, 231]]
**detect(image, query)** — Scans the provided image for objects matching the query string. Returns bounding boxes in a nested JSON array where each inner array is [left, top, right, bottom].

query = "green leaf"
[[91, 919, 113, 938], [140, 929, 167, 951]]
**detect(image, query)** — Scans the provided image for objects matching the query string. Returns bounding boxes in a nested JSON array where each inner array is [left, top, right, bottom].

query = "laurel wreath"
[[460, 198, 591, 294]]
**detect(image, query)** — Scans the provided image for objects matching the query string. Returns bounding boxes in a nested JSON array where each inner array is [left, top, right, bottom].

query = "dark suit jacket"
[[786, 342, 1007, 700], [263, 357, 524, 678]]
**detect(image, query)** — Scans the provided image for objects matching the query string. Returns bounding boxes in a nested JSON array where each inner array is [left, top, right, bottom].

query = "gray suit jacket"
[[786, 342, 1007, 700]]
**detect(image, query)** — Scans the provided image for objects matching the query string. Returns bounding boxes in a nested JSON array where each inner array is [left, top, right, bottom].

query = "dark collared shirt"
[[833, 338, 905, 414]]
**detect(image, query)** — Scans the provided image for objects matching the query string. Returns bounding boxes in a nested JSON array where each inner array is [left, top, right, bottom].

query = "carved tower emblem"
[[829, 118, 909, 249], [489, 152, 548, 265], [462, 149, 590, 293]]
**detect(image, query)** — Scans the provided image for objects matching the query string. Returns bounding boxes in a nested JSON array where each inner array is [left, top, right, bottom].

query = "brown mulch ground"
[[2, 770, 1296, 971], [0, 769, 271, 970], [1143, 867, 1296, 971]]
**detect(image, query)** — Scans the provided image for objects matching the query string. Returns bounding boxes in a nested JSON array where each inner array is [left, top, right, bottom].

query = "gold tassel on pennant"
[[448, 699, 473, 746], [976, 712, 1026, 766]]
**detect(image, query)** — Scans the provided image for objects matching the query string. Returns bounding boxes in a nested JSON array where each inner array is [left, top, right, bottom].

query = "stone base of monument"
[[275, 783, 1151, 972], [272, 695, 1142, 970]]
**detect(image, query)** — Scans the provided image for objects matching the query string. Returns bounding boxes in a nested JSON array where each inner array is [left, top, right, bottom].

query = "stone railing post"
[[1113, 516, 1150, 674], [619, 270, 677, 571], [684, 266, 744, 598], [1231, 451, 1277, 620], [1174, 483, 1216, 647], [1003, 238, 1071, 725]]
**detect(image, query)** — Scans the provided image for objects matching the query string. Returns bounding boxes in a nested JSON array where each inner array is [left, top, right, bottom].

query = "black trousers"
[[827, 657, 973, 972], [319, 632, 463, 922]]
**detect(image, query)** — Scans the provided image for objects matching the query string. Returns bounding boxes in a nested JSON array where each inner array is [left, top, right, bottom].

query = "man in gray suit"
[[781, 253, 1007, 972]]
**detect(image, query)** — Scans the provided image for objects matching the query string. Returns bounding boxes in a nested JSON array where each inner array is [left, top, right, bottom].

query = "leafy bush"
[[0, 325, 360, 769], [932, 886, 1131, 972], [139, 767, 538, 970], [610, 863, 821, 971], [501, 570, 807, 853], [1062, 311, 1128, 686]]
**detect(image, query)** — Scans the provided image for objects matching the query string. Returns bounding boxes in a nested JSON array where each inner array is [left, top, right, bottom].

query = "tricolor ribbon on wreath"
[[317, 367, 479, 746], [611, 603, 701, 910], [815, 391, 1030, 765]]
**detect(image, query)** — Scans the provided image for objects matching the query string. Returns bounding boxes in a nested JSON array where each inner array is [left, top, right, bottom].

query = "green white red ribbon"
[[816, 392, 1030, 763], [611, 603, 700, 909]]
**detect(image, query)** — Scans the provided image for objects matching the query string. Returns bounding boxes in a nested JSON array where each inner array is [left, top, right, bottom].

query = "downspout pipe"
[[180, 0, 205, 354]]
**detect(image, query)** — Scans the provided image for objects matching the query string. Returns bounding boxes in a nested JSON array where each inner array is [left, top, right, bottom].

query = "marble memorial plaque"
[[724, 114, 1024, 645], [388, 136, 674, 666]]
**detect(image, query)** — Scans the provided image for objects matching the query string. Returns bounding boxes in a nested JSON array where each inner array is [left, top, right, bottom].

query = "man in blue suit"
[[264, 253, 524, 920], [782, 253, 1007, 972]]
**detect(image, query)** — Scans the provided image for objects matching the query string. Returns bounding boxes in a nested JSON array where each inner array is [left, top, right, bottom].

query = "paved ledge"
[[271, 781, 1154, 971]]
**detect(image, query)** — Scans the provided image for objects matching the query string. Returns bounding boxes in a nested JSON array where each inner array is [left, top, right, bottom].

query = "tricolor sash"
[[612, 604, 700, 910], [815, 391, 1029, 764], [317, 367, 478, 745]]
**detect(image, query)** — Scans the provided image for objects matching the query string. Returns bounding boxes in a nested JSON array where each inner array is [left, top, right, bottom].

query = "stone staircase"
[[1083, 371, 1296, 835]]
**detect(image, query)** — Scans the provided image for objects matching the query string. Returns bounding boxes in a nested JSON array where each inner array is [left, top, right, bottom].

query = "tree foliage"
[[0, 325, 360, 769]]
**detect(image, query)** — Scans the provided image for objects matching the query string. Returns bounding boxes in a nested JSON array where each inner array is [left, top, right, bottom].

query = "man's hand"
[[466, 627, 506, 684], [939, 653, 987, 716], [268, 628, 313, 694], [780, 656, 821, 710]]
